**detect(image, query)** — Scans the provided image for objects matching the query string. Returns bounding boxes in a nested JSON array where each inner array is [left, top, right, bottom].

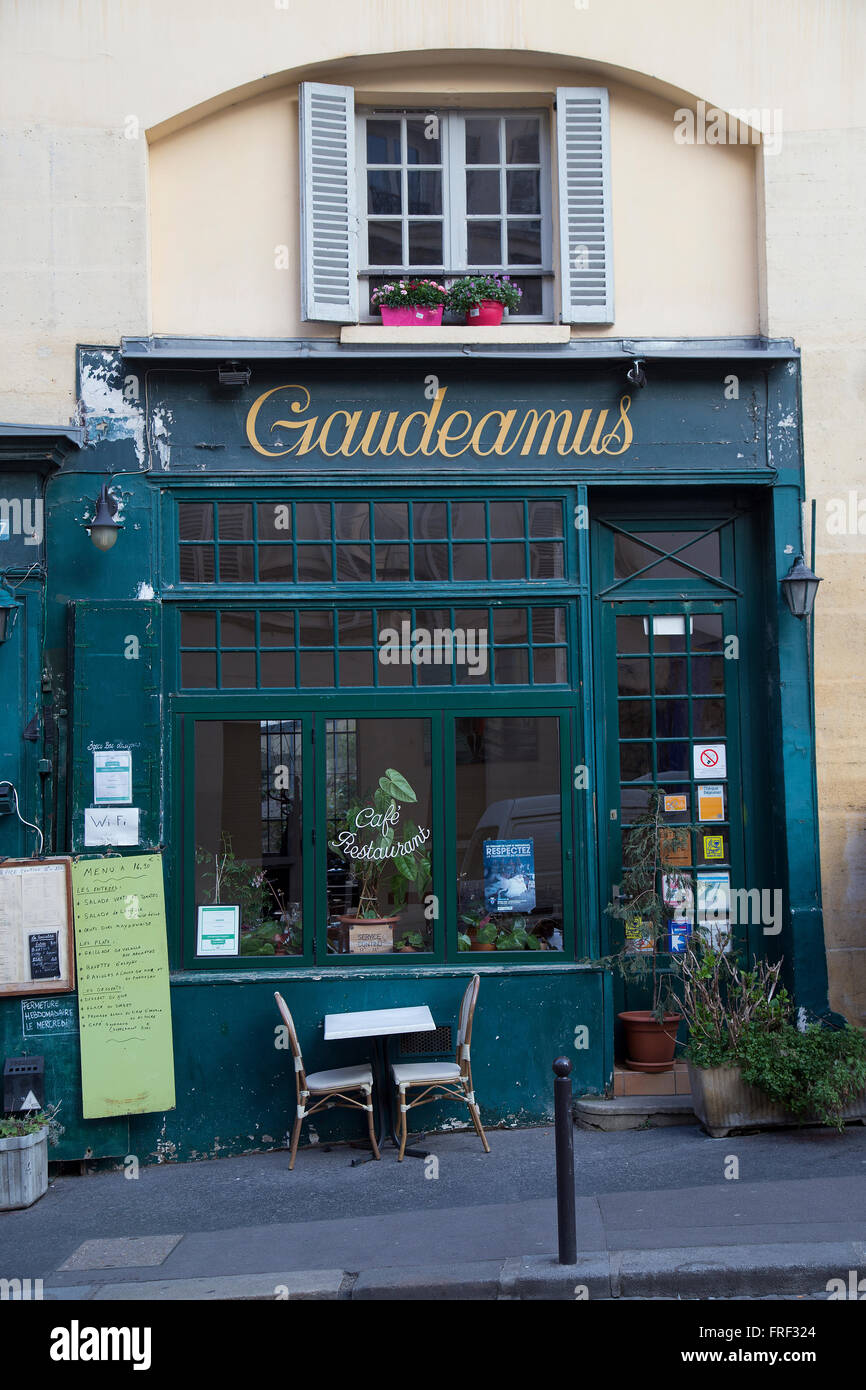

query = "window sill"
[[340, 325, 571, 346]]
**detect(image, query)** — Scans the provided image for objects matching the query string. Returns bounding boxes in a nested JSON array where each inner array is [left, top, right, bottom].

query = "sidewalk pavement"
[[2, 1123, 865, 1300]]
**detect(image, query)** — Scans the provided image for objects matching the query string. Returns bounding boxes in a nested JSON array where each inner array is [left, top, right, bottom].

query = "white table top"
[[324, 1005, 435, 1041]]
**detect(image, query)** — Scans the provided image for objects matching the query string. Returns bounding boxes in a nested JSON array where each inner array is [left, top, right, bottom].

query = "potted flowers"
[[371, 279, 448, 326], [446, 273, 522, 325], [1, 1103, 63, 1210]]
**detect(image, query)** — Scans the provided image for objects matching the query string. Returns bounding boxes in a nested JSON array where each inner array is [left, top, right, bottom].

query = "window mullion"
[[449, 113, 467, 271]]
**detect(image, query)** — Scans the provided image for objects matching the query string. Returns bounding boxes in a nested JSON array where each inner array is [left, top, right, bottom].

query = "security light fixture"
[[218, 361, 251, 388], [780, 554, 822, 619], [86, 484, 123, 552], [0, 578, 22, 643], [626, 358, 647, 389]]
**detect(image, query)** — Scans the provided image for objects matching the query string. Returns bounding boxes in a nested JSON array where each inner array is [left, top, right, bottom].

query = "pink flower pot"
[[379, 304, 444, 326], [465, 299, 505, 326]]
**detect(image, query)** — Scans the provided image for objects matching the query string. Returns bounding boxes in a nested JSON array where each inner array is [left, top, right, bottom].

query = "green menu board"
[[71, 854, 175, 1118]]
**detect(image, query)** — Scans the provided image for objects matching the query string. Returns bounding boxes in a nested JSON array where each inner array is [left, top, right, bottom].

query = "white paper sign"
[[693, 744, 727, 779], [697, 871, 731, 918], [93, 749, 133, 805], [196, 905, 240, 957], [84, 807, 140, 846]]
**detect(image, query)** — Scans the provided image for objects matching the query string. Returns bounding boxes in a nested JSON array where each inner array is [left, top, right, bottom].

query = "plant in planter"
[[395, 931, 426, 953], [597, 788, 699, 1071], [330, 768, 432, 951], [460, 904, 544, 951], [371, 279, 448, 326], [446, 273, 522, 325], [681, 934, 866, 1134], [0, 1102, 63, 1210]]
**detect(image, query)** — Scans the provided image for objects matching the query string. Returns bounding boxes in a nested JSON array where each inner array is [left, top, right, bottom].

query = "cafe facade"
[[0, 333, 827, 1161]]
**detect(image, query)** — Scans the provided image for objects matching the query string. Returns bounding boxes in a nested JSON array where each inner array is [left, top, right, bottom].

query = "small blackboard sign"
[[29, 931, 61, 981]]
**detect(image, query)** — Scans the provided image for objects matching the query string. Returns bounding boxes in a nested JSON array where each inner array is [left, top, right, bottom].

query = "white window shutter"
[[556, 88, 613, 324], [299, 82, 358, 322]]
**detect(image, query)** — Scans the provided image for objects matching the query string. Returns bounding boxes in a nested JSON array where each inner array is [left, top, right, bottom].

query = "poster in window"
[[483, 839, 536, 913]]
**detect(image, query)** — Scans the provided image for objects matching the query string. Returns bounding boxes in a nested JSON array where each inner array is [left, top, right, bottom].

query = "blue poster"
[[483, 839, 536, 913], [667, 919, 693, 953]]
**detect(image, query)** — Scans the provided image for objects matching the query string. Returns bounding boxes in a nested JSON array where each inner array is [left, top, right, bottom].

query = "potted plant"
[[371, 279, 448, 326], [1, 1103, 63, 1210], [446, 273, 522, 325], [196, 837, 302, 957], [681, 933, 866, 1136], [395, 931, 426, 953], [330, 767, 432, 951], [460, 904, 545, 951], [600, 788, 698, 1072]]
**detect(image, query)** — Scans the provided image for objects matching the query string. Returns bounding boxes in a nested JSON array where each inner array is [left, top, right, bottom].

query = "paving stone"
[[58, 1233, 183, 1271]]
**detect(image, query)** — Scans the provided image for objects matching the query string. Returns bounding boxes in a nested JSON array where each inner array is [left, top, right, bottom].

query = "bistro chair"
[[391, 974, 490, 1162], [273, 992, 380, 1169]]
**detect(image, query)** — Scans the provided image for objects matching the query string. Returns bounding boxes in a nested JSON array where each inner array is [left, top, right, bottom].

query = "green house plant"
[[330, 768, 431, 950], [0, 1103, 63, 1210], [196, 836, 302, 957], [371, 279, 448, 326], [599, 788, 698, 1072], [460, 904, 545, 951], [681, 933, 866, 1135], [447, 273, 522, 325]]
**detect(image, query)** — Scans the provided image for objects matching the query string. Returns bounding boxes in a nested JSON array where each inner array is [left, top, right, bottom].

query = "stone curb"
[[43, 1241, 863, 1300]]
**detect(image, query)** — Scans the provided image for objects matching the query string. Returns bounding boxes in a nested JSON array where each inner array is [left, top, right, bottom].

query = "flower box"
[[379, 305, 445, 327], [687, 1062, 866, 1138], [0, 1125, 49, 1210]]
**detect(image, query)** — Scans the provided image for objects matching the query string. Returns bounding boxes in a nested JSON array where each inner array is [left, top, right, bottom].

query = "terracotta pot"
[[618, 1010, 682, 1073], [380, 304, 444, 326], [338, 915, 399, 929], [470, 941, 495, 952], [465, 299, 505, 326]]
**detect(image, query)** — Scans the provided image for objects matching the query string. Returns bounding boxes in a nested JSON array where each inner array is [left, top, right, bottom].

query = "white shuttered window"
[[299, 83, 358, 322], [555, 87, 614, 324]]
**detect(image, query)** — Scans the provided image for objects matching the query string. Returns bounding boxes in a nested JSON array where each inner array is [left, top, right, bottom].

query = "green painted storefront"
[[0, 340, 827, 1162]]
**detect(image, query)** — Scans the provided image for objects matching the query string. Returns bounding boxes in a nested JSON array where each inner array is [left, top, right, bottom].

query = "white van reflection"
[[460, 795, 563, 950]]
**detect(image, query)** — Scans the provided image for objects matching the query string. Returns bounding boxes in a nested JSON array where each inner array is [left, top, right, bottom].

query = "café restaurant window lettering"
[[176, 498, 567, 586], [299, 83, 613, 324]]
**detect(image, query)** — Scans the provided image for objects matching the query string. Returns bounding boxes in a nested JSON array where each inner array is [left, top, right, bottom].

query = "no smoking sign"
[[693, 744, 727, 779]]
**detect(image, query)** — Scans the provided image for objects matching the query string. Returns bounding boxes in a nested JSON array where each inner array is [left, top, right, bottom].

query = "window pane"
[[367, 119, 401, 163], [655, 699, 689, 738], [529, 541, 563, 578], [257, 546, 293, 581], [617, 658, 650, 695], [181, 611, 216, 646], [465, 118, 500, 164], [367, 170, 401, 215], [511, 276, 542, 314], [260, 611, 294, 647], [528, 500, 563, 537], [618, 700, 652, 739], [414, 544, 449, 581], [693, 699, 726, 739], [507, 220, 542, 265], [336, 545, 372, 582], [325, 718, 433, 954], [375, 544, 410, 581], [218, 546, 254, 582], [506, 170, 540, 214], [466, 170, 500, 214], [654, 656, 688, 695], [532, 648, 567, 684], [614, 531, 721, 580], [692, 655, 725, 695], [374, 501, 408, 539], [178, 503, 213, 540], [494, 648, 529, 684], [489, 500, 524, 537], [532, 608, 566, 643], [338, 610, 374, 646], [491, 542, 525, 579], [257, 502, 291, 540], [298, 611, 333, 647], [406, 118, 440, 164], [299, 652, 334, 686], [221, 611, 255, 646], [181, 652, 216, 688], [692, 613, 724, 652], [407, 170, 442, 215], [467, 220, 502, 265], [456, 714, 563, 952], [218, 503, 253, 539], [179, 546, 214, 582], [620, 742, 652, 781], [413, 501, 448, 538], [657, 741, 690, 777], [195, 720, 303, 958], [451, 501, 486, 538], [407, 221, 443, 264], [221, 651, 256, 688], [452, 544, 487, 581], [368, 220, 403, 266], [494, 608, 528, 642], [616, 616, 649, 654], [296, 546, 332, 582], [335, 502, 370, 540], [260, 651, 295, 688], [339, 651, 375, 686], [505, 118, 540, 163], [295, 502, 331, 540]]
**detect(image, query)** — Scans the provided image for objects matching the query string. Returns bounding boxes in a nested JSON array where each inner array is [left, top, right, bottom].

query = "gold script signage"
[[246, 385, 633, 460]]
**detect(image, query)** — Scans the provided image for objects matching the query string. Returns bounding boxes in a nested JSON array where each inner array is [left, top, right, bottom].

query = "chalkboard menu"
[[0, 859, 75, 997]]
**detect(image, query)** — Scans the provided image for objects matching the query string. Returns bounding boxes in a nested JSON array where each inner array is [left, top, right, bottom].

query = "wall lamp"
[[780, 554, 822, 619], [218, 361, 251, 388], [0, 578, 23, 644], [85, 484, 123, 552]]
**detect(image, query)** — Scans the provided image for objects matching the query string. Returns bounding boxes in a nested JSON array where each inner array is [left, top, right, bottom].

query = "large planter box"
[[0, 1126, 49, 1209], [687, 1062, 866, 1138]]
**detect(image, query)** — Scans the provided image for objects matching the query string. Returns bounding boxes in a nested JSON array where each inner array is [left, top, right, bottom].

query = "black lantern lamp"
[[780, 554, 822, 619], [0, 579, 22, 644], [86, 484, 123, 552]]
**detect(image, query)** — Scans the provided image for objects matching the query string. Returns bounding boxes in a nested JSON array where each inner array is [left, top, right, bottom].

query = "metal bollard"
[[553, 1055, 577, 1265]]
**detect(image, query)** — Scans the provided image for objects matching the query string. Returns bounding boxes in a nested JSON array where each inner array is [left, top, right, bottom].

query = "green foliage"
[[737, 1021, 866, 1131], [395, 931, 426, 951], [461, 906, 543, 951], [446, 274, 522, 313], [337, 769, 431, 918], [371, 279, 448, 309], [1, 1101, 64, 1146], [457, 932, 472, 952]]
